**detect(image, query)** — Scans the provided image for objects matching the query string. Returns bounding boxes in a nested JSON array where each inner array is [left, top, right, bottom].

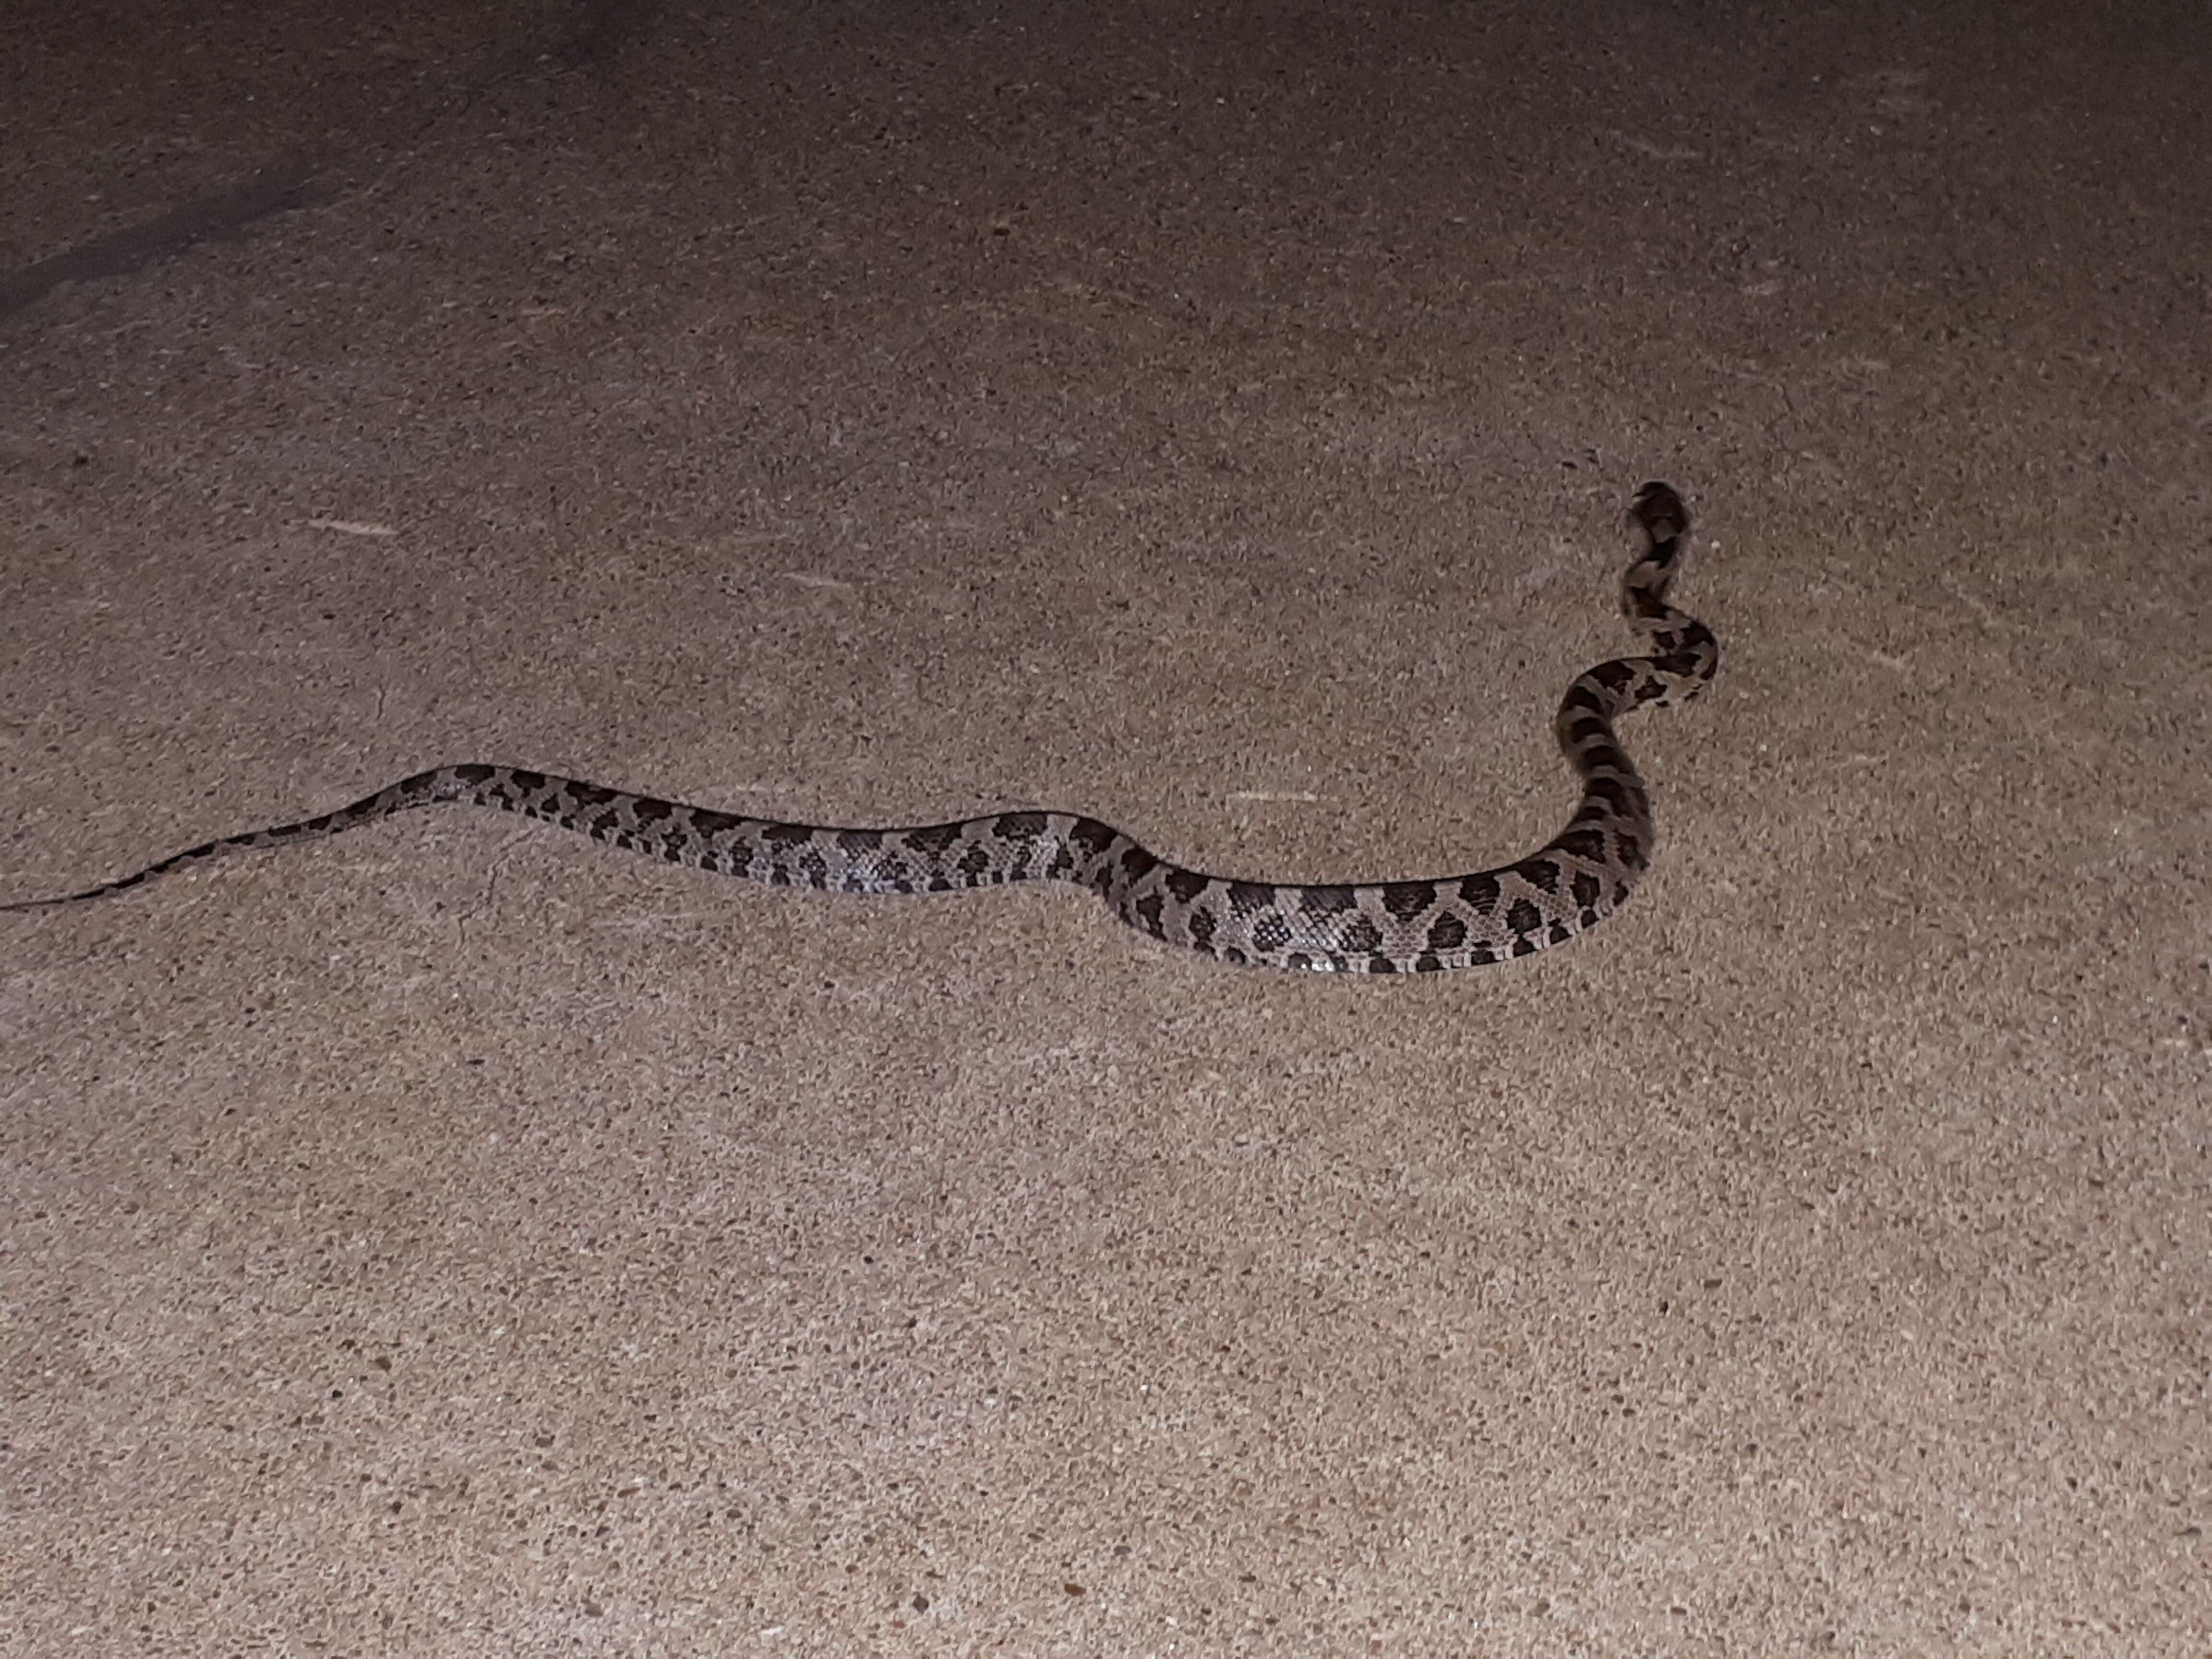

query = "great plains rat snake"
[[5, 483, 1716, 973]]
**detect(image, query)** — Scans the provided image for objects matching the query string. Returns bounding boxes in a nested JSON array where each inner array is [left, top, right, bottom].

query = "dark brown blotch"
[[1425, 912, 1467, 953], [1163, 868, 1212, 904], [1339, 914, 1383, 954], [1549, 826, 1607, 864], [1381, 881, 1436, 922], [902, 823, 965, 857], [1225, 881, 1275, 917], [1515, 859, 1563, 895], [1457, 873, 1502, 914], [1068, 818, 1119, 859]]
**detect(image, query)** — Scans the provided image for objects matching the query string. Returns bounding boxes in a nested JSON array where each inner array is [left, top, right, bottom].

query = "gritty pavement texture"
[[3, 1, 2208, 1653]]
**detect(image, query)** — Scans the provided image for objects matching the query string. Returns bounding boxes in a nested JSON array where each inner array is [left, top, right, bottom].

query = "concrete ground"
[[3, 0, 2206, 1652]]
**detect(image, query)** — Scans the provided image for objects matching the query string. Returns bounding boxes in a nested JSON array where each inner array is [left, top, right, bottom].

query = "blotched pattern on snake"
[[4, 483, 1717, 973]]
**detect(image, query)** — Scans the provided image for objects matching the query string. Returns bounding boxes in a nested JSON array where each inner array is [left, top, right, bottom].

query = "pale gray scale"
[[3, 483, 1716, 974]]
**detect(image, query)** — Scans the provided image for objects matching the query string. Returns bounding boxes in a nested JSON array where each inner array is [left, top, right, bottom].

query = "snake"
[[3, 482, 1716, 973]]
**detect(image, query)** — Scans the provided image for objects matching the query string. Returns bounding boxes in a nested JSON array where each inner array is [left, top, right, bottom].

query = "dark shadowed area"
[[3, 0, 2206, 1650]]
